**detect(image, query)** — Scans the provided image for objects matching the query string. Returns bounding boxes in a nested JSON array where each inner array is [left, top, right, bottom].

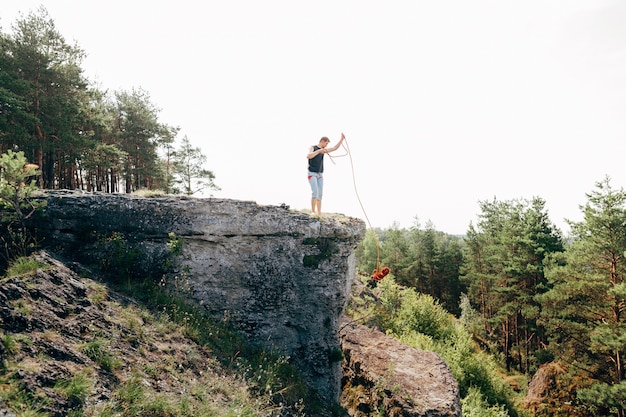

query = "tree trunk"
[[503, 319, 511, 372]]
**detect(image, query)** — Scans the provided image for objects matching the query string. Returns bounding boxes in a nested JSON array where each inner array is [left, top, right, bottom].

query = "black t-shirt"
[[308, 145, 324, 173]]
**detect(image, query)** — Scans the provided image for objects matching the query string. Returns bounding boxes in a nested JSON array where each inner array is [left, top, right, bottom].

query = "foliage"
[[349, 276, 522, 416], [171, 135, 220, 196], [1, 7, 90, 189], [375, 277, 455, 340], [0, 150, 39, 217], [0, 372, 50, 417], [461, 197, 563, 374], [461, 387, 510, 417], [355, 222, 465, 315], [113, 88, 166, 193], [166, 232, 183, 257], [0, 33, 37, 146], [355, 228, 382, 275], [539, 177, 626, 416], [155, 125, 180, 194], [94, 231, 141, 283], [0, 9, 218, 195], [1, 332, 18, 355], [81, 143, 128, 192], [577, 381, 626, 415], [0, 150, 42, 267]]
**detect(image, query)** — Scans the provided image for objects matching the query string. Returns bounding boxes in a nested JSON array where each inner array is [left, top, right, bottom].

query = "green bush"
[[1, 332, 18, 355], [377, 278, 455, 340], [462, 387, 509, 417], [354, 277, 521, 417], [4, 256, 48, 278], [0, 150, 43, 266], [94, 232, 141, 283]]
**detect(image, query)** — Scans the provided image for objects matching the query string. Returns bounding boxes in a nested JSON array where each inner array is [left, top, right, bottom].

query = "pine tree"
[[172, 136, 219, 196], [462, 197, 563, 372], [541, 177, 626, 416], [5, 7, 91, 189], [112, 88, 163, 193]]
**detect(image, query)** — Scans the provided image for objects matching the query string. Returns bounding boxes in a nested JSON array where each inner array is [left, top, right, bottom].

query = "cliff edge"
[[30, 191, 365, 403]]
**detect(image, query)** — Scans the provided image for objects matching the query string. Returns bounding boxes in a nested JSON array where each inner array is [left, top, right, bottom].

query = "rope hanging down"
[[328, 136, 389, 281]]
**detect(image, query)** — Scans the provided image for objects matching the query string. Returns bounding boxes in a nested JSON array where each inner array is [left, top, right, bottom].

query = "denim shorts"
[[308, 171, 324, 200]]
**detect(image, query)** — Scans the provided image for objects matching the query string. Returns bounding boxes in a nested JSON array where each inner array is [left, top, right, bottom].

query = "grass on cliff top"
[[0, 254, 340, 417]]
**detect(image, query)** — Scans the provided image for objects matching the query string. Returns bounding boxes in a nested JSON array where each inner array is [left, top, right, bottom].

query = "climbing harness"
[[328, 136, 389, 282]]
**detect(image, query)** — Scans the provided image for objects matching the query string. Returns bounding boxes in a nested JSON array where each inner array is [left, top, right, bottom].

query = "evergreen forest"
[[2, 7, 626, 417], [355, 181, 626, 416], [0, 8, 218, 197]]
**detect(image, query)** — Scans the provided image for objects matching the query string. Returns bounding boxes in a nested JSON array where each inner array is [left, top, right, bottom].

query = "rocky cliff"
[[22, 191, 462, 415], [30, 191, 365, 403]]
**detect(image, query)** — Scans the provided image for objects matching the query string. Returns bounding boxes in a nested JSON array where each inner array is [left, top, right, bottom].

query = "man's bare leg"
[[311, 198, 322, 215]]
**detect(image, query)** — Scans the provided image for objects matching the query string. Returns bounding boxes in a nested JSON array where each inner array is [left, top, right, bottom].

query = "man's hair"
[[320, 137, 330, 143]]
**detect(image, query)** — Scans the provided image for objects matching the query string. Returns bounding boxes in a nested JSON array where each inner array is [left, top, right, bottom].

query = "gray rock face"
[[31, 191, 366, 402], [0, 402, 17, 417], [340, 317, 462, 417]]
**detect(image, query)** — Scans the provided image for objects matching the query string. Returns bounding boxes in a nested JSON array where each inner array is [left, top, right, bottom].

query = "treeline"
[[356, 177, 626, 417], [0, 8, 217, 195], [356, 221, 465, 315]]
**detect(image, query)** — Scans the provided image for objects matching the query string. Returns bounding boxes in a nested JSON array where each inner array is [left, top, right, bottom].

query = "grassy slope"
[[0, 255, 336, 417]]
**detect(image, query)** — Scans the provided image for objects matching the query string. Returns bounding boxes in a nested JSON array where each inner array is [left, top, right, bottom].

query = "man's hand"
[[341, 132, 345, 140]]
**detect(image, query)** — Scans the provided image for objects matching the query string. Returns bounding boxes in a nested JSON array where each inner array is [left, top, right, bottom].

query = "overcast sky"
[[3, 1, 626, 235]]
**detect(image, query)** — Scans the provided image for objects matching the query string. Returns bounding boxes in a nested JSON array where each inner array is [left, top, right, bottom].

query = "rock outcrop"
[[339, 317, 462, 417], [30, 191, 365, 403], [522, 361, 575, 416]]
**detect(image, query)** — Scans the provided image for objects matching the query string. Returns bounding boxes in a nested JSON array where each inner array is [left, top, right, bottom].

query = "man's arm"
[[307, 146, 325, 159], [326, 133, 346, 153]]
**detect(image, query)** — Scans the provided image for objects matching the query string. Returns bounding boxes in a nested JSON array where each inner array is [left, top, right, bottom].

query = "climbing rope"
[[328, 136, 389, 282]]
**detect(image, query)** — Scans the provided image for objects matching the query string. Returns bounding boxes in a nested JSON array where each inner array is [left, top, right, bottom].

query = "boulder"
[[340, 317, 461, 417]]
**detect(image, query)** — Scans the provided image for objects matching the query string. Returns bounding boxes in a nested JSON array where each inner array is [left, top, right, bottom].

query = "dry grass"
[[0, 275, 310, 416]]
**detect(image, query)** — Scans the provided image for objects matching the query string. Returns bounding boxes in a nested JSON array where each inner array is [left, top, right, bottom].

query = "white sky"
[[3, 1, 626, 235]]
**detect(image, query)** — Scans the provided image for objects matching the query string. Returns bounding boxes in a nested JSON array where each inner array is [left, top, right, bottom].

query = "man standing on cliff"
[[307, 133, 345, 216]]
